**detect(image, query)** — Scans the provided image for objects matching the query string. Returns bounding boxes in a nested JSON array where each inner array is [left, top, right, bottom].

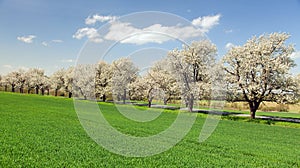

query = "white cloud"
[[291, 51, 300, 59], [73, 14, 221, 45], [42, 39, 63, 47], [52, 39, 63, 43], [72, 27, 103, 43], [225, 29, 233, 34], [3, 64, 13, 69], [104, 21, 204, 45], [42, 41, 48, 47], [85, 14, 117, 25], [225, 43, 235, 50], [192, 14, 221, 32], [61, 59, 75, 63], [17, 35, 36, 43]]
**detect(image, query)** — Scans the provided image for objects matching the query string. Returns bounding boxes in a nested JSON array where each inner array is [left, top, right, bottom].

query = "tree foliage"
[[111, 58, 138, 104], [223, 33, 297, 119], [167, 40, 217, 111]]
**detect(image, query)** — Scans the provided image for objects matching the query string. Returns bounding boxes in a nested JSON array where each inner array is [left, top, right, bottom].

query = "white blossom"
[[223, 32, 297, 119], [167, 40, 217, 111], [111, 57, 138, 103]]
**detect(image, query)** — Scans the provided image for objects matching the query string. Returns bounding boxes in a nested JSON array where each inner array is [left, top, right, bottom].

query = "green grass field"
[[0, 92, 299, 167]]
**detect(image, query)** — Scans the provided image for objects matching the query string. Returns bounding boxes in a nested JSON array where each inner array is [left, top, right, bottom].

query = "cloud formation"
[[192, 14, 221, 32], [73, 14, 221, 45], [42, 41, 48, 47], [85, 14, 117, 25], [291, 51, 300, 59], [225, 42, 235, 50], [41, 39, 63, 47], [3, 64, 13, 69], [52, 39, 63, 43], [105, 21, 204, 45], [72, 27, 103, 43], [225, 29, 233, 34], [17, 35, 36, 43], [61, 59, 75, 63]]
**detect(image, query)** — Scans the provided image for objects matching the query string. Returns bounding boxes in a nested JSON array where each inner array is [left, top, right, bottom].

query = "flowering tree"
[[4, 70, 26, 93], [50, 68, 66, 96], [4, 73, 17, 92], [15, 69, 27, 93], [26, 68, 46, 94], [296, 74, 300, 101], [147, 59, 179, 105], [40, 76, 51, 95], [95, 61, 112, 102], [129, 75, 158, 107], [111, 58, 138, 104], [0, 74, 8, 91], [64, 67, 74, 98], [223, 33, 297, 119], [73, 64, 96, 100], [167, 40, 217, 112]]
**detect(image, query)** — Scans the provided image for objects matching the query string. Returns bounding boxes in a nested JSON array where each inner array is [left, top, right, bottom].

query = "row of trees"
[[0, 32, 299, 119], [0, 67, 74, 98]]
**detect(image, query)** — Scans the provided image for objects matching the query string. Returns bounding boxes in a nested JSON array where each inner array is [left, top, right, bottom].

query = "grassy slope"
[[0, 92, 299, 167]]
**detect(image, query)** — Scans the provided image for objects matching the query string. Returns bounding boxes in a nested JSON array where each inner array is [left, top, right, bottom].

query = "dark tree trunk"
[[55, 89, 58, 96], [102, 94, 106, 102], [148, 97, 153, 108], [248, 101, 261, 119], [41, 88, 45, 95], [47, 89, 50, 95], [148, 100, 152, 108], [68, 92, 72, 98], [11, 84, 15, 92], [123, 89, 126, 104], [27, 88, 31, 94], [4, 85, 8, 92], [35, 87, 39, 94]]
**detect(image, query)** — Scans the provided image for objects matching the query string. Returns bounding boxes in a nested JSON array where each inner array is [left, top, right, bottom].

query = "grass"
[[0, 92, 299, 167]]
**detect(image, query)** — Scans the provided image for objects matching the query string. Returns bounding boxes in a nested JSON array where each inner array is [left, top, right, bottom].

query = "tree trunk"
[[248, 101, 261, 119], [148, 100, 152, 108], [188, 93, 194, 112], [163, 97, 167, 105], [47, 89, 50, 95], [4, 85, 7, 92], [27, 88, 31, 94], [11, 84, 15, 92], [68, 92, 72, 98], [123, 89, 126, 104], [148, 97, 153, 108], [35, 87, 39, 94], [250, 110, 256, 119], [41, 88, 45, 96], [55, 89, 58, 96], [102, 94, 106, 102]]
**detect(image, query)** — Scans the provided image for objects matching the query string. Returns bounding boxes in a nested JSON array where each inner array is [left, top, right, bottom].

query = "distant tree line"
[[0, 32, 299, 119]]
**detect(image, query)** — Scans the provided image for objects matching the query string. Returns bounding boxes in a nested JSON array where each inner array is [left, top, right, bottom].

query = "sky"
[[0, 0, 300, 75]]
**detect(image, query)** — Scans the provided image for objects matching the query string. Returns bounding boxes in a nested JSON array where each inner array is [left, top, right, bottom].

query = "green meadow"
[[0, 92, 299, 167]]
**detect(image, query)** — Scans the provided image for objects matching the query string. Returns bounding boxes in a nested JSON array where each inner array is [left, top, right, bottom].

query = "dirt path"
[[234, 114, 300, 123]]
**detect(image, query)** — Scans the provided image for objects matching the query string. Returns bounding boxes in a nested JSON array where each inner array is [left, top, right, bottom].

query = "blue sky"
[[0, 0, 300, 75]]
